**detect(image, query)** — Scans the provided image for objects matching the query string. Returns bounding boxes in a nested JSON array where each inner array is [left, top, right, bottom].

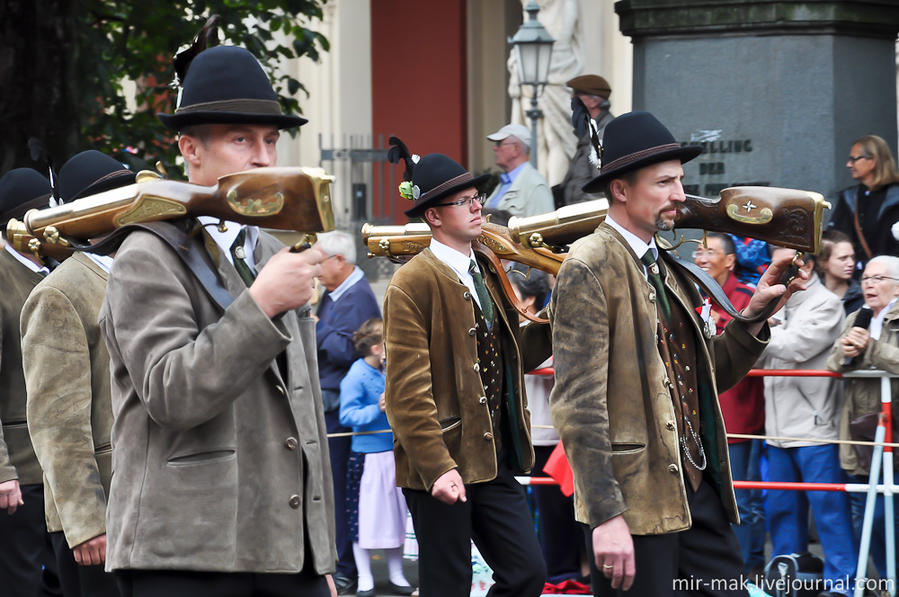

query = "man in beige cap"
[[558, 74, 615, 206], [484, 123, 554, 218]]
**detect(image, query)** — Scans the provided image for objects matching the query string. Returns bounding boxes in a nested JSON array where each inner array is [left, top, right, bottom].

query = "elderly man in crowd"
[[693, 233, 767, 580], [828, 255, 899, 582], [484, 123, 554, 218], [315, 230, 381, 595], [761, 247, 856, 596]]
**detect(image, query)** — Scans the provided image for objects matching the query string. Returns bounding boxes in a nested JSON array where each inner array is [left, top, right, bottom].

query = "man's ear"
[[423, 207, 440, 228], [609, 179, 628, 203], [178, 135, 203, 170], [725, 254, 737, 271]]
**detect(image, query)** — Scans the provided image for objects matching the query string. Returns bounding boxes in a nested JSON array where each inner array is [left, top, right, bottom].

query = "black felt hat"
[[59, 150, 136, 202], [0, 168, 51, 227], [583, 111, 702, 193], [404, 154, 490, 218], [158, 45, 307, 131]]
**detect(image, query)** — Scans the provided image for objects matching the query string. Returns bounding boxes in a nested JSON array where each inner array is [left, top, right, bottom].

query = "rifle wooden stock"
[[676, 186, 829, 253], [5, 167, 335, 255], [362, 222, 565, 275]]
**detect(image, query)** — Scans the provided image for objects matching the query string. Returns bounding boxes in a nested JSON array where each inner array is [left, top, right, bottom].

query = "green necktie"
[[469, 259, 495, 329], [230, 228, 256, 287], [641, 250, 671, 320]]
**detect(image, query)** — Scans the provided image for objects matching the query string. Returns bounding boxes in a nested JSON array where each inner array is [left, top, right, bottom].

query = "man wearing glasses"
[[383, 153, 552, 596], [484, 123, 554, 218]]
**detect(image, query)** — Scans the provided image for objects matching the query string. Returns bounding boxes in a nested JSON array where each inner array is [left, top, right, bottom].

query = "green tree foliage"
[[0, 0, 328, 177]]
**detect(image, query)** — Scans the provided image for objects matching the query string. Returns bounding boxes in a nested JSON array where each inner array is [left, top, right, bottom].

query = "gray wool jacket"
[[99, 225, 336, 574]]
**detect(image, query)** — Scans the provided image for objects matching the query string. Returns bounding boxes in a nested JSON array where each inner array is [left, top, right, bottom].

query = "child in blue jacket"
[[339, 318, 414, 596]]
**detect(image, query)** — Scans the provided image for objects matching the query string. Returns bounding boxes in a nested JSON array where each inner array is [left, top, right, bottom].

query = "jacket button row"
[[483, 432, 493, 441], [288, 494, 301, 509], [468, 327, 476, 336], [479, 396, 487, 405], [285, 437, 298, 450], [666, 420, 675, 431], [667, 464, 679, 474]]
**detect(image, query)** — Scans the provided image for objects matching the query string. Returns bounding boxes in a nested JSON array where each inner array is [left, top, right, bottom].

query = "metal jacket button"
[[649, 292, 656, 303], [479, 396, 487, 405], [473, 363, 480, 372], [483, 432, 493, 441], [285, 437, 298, 450], [275, 384, 287, 398], [288, 494, 301, 509], [666, 420, 675, 431], [463, 291, 471, 300], [668, 464, 679, 474]]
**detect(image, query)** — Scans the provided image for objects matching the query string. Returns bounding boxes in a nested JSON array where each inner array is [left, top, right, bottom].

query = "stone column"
[[615, 0, 899, 203]]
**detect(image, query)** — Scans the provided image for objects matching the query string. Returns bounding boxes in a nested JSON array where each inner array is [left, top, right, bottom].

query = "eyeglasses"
[[848, 155, 872, 163], [860, 275, 898, 284], [434, 193, 487, 208], [692, 249, 722, 259]]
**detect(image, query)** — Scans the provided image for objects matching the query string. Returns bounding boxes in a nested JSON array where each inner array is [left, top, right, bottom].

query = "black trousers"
[[49, 531, 120, 597], [114, 567, 329, 597], [403, 464, 546, 597], [0, 483, 61, 597], [324, 405, 356, 580], [532, 444, 584, 582], [586, 479, 747, 597]]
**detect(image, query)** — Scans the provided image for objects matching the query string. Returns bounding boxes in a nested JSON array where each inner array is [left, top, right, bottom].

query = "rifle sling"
[[67, 220, 236, 312], [664, 251, 777, 325]]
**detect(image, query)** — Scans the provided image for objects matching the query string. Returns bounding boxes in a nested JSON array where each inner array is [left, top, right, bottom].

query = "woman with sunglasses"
[[827, 135, 899, 276]]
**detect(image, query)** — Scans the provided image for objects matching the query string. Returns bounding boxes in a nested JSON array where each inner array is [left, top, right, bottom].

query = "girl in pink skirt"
[[339, 318, 414, 597]]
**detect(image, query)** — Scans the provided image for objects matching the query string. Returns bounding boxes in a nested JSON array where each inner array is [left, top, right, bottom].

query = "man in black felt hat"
[[383, 154, 552, 597], [549, 111, 806, 596], [98, 45, 335, 596], [22, 150, 136, 597], [0, 167, 61, 597]]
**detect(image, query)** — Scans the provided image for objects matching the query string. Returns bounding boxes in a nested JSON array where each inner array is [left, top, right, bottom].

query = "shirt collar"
[[86, 252, 114, 273], [504, 161, 527, 184], [3, 243, 49, 275], [329, 265, 364, 302], [604, 213, 658, 262], [872, 297, 899, 340], [429, 237, 476, 278], [197, 217, 259, 269]]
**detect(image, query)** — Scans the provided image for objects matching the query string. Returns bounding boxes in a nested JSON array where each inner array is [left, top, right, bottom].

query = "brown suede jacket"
[[549, 224, 768, 535], [384, 246, 552, 491]]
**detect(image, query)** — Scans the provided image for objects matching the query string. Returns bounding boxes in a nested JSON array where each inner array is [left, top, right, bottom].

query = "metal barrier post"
[[854, 422, 884, 597], [882, 374, 896, 596]]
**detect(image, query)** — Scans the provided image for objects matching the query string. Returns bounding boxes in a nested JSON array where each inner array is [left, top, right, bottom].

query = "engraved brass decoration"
[[726, 203, 772, 225], [227, 190, 284, 217], [116, 196, 188, 227]]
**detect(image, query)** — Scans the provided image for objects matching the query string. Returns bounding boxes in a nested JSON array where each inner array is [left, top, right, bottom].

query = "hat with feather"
[[158, 19, 306, 132], [388, 137, 489, 218]]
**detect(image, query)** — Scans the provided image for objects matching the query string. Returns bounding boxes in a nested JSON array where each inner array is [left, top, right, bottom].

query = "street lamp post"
[[509, 0, 555, 168]]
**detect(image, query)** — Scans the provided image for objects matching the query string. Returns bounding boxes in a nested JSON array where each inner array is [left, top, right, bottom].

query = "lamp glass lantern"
[[509, 0, 554, 167]]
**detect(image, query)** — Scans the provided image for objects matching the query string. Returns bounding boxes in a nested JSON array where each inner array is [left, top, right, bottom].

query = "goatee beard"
[[656, 215, 674, 232]]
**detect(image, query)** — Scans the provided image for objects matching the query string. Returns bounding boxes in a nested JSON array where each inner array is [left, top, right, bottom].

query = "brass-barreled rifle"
[[5, 167, 336, 258], [363, 186, 829, 323]]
